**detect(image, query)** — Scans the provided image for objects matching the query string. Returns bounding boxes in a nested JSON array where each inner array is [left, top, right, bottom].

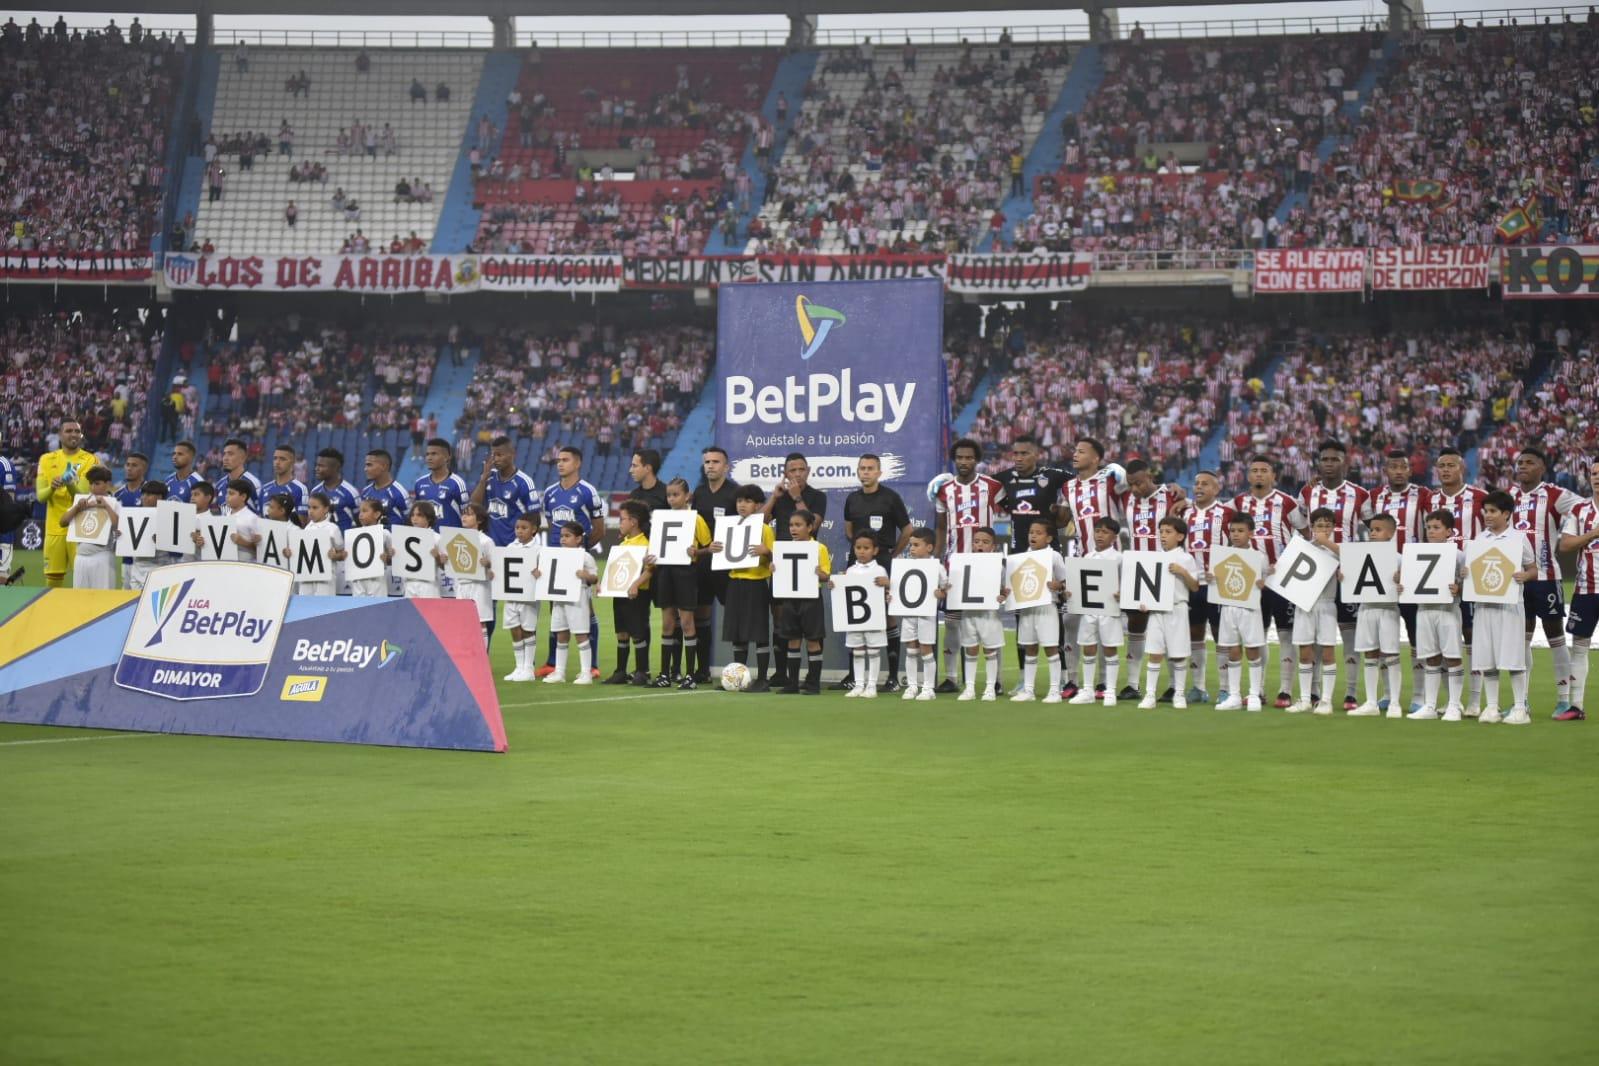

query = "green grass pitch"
[[2, 548, 1597, 1064]]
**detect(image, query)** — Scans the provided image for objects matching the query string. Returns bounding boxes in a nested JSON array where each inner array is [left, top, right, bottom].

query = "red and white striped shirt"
[[1232, 489, 1308, 565], [1301, 480, 1371, 543], [1511, 482, 1580, 581], [1562, 501, 1599, 596], [1434, 485, 1487, 549], [1367, 482, 1434, 549], [1183, 500, 1236, 585], [1124, 487, 1184, 552], [1059, 470, 1126, 557], [935, 473, 1004, 556]]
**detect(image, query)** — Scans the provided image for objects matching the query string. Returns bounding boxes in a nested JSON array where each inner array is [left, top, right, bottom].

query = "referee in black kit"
[[690, 446, 739, 684], [840, 454, 912, 690], [763, 453, 827, 688]]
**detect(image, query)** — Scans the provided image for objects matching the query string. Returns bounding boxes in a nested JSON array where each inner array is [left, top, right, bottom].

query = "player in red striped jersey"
[[1433, 447, 1490, 715], [1233, 453, 1307, 708], [1058, 436, 1131, 697], [1300, 439, 1370, 709], [933, 437, 1005, 693], [1556, 459, 1599, 721], [1183, 470, 1234, 703], [1122, 459, 1184, 699], [1367, 449, 1435, 712], [1511, 447, 1581, 716]]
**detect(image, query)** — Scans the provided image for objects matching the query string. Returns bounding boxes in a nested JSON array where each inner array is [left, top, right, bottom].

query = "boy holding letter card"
[[541, 522, 598, 683], [119, 481, 170, 592], [829, 531, 890, 698], [645, 479, 713, 689], [1468, 491, 1538, 723], [1008, 520, 1069, 704], [1272, 509, 1342, 715], [396, 502, 443, 599], [288, 492, 343, 595], [1133, 517, 1200, 710], [1069, 517, 1124, 706], [893, 529, 947, 702], [153, 496, 196, 556], [1212, 516, 1267, 710], [62, 465, 119, 590], [720, 485, 776, 691], [498, 513, 542, 683], [603, 501, 654, 686], [1404, 511, 1467, 720], [1346, 517, 1403, 717], [344, 499, 392, 596], [772, 510, 830, 695], [950, 528, 1007, 702]]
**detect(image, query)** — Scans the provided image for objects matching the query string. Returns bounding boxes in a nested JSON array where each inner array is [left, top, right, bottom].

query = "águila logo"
[[796, 295, 846, 360], [145, 578, 196, 647]]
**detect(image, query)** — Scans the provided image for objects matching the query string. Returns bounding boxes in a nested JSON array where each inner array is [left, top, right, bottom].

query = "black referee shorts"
[[696, 558, 730, 607], [652, 564, 699, 611], [722, 578, 771, 645]]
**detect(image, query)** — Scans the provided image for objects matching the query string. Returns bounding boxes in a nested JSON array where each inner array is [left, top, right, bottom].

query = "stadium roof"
[[46, 0, 1292, 14]]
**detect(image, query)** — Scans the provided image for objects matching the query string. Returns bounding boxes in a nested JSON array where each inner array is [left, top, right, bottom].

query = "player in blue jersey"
[[312, 447, 361, 530], [470, 435, 540, 547], [165, 440, 206, 505], [536, 445, 606, 677], [361, 448, 411, 527], [213, 437, 263, 511], [413, 437, 469, 529], [0, 439, 16, 582], [114, 452, 152, 587], [258, 443, 309, 516]]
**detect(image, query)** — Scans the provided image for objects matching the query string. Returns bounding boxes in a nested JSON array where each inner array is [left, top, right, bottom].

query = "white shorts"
[[503, 600, 538, 632], [1218, 604, 1265, 648], [1416, 606, 1463, 660], [1355, 606, 1402, 655], [72, 552, 117, 590], [550, 601, 590, 634], [457, 579, 494, 624], [960, 611, 1005, 649], [403, 579, 440, 599], [1077, 612, 1124, 648], [127, 560, 161, 591], [900, 615, 938, 645], [297, 580, 338, 597], [1292, 598, 1339, 646], [1471, 602, 1526, 672], [845, 628, 888, 649], [1146, 609, 1191, 659], [1017, 605, 1060, 648], [348, 577, 389, 598]]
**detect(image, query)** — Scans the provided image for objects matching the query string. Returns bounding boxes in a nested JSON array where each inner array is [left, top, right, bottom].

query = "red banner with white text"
[[1371, 246, 1494, 291], [1252, 248, 1367, 293], [162, 253, 479, 293]]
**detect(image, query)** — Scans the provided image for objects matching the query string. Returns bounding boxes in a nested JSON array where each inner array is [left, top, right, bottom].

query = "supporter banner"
[[163, 253, 480, 293], [1500, 244, 1599, 299], [1371, 246, 1494, 291], [1253, 248, 1367, 293], [625, 253, 946, 290], [945, 253, 1091, 294], [716, 279, 949, 580], [0, 580, 505, 752], [478, 254, 622, 292], [0, 252, 155, 283]]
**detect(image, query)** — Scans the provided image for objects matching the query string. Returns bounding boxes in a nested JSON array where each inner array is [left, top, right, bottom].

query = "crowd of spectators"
[[970, 318, 1266, 476], [0, 20, 181, 255], [754, 42, 1069, 254], [1214, 323, 1535, 493], [0, 310, 160, 465], [1287, 19, 1599, 248], [459, 322, 713, 456], [1476, 322, 1597, 489], [474, 185, 728, 256], [1016, 171, 1279, 258]]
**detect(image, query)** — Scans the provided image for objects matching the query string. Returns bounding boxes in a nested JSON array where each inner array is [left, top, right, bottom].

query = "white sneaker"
[[542, 674, 565, 684], [1407, 706, 1440, 720], [1172, 694, 1188, 709], [1286, 699, 1312, 714], [1010, 690, 1035, 702], [1313, 700, 1333, 716], [981, 690, 997, 702], [901, 685, 920, 701], [1349, 703, 1381, 717], [1463, 705, 1481, 719], [1440, 704, 1462, 722], [1042, 691, 1062, 704], [503, 667, 530, 682], [1479, 706, 1502, 724], [957, 688, 976, 702], [1215, 696, 1244, 710], [1102, 693, 1117, 708], [916, 688, 936, 701], [1384, 706, 1404, 719], [1245, 696, 1263, 712], [1137, 695, 1157, 710], [844, 686, 861, 699], [572, 675, 593, 686], [862, 686, 878, 699], [1503, 707, 1532, 725], [1067, 690, 1096, 705]]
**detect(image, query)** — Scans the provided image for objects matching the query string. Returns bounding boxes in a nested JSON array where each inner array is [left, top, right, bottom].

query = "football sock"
[[554, 642, 569, 678]]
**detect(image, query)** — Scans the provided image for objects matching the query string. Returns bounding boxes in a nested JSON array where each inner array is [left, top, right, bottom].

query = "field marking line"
[[0, 732, 165, 748], [500, 690, 700, 710]]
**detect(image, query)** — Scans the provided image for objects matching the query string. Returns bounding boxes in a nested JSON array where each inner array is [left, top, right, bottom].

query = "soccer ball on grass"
[[720, 662, 752, 692]]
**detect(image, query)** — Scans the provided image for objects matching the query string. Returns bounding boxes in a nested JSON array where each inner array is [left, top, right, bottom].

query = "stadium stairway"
[[703, 49, 817, 254], [395, 344, 480, 484], [1192, 342, 1293, 479], [432, 52, 522, 253], [952, 369, 996, 437], [172, 50, 222, 247], [1465, 338, 1558, 481], [982, 44, 1103, 252], [659, 384, 720, 485], [1273, 35, 1400, 223]]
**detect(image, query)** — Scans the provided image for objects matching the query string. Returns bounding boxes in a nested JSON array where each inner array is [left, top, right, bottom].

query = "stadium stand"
[[0, 24, 182, 254], [746, 42, 1073, 254], [470, 47, 777, 255], [1476, 323, 1597, 489], [191, 47, 482, 253]]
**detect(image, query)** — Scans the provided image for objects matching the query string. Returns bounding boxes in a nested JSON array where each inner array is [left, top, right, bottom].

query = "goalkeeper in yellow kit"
[[35, 420, 96, 587]]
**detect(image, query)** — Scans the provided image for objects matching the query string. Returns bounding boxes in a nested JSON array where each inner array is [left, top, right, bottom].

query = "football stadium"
[[2, 0, 1598, 1061]]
